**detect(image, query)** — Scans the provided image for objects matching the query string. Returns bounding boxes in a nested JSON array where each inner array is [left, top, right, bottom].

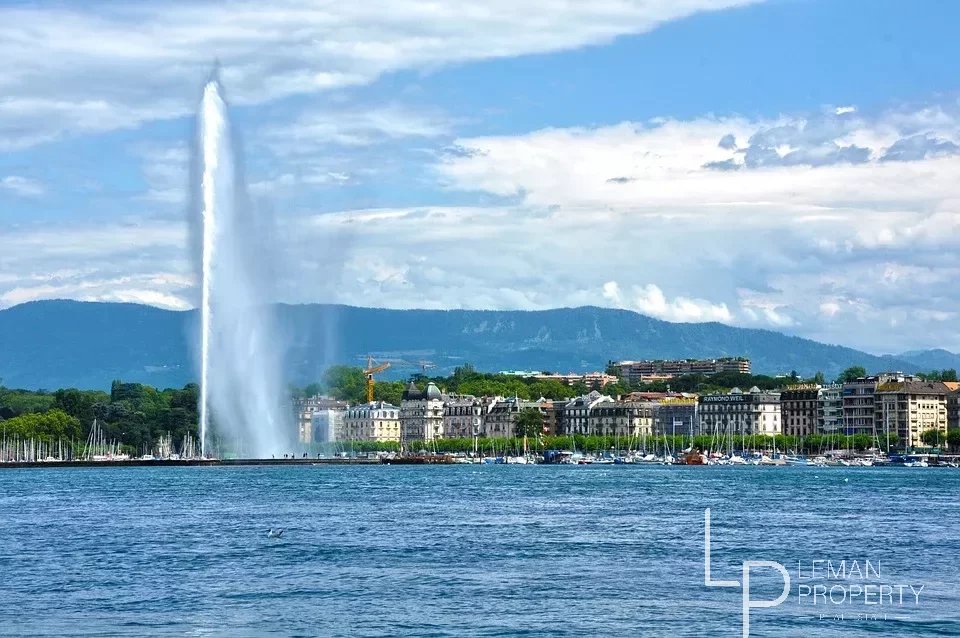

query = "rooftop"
[[877, 380, 951, 395]]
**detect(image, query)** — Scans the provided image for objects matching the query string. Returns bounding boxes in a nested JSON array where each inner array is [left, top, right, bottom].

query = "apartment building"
[[343, 401, 400, 442], [550, 401, 567, 436], [947, 382, 960, 431], [563, 391, 615, 435], [589, 401, 656, 437], [612, 357, 750, 384], [653, 398, 699, 437], [876, 381, 949, 449], [817, 384, 843, 433], [499, 371, 618, 388], [294, 396, 349, 443], [780, 385, 819, 437], [698, 386, 781, 436], [842, 373, 916, 436], [483, 397, 552, 438], [442, 395, 486, 439]]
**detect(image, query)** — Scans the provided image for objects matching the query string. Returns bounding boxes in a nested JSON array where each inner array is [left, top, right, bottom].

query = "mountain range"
[[0, 300, 957, 390]]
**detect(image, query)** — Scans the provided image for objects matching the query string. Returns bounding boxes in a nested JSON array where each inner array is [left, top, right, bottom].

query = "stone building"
[[343, 401, 400, 442], [400, 382, 446, 442], [780, 385, 820, 437], [698, 387, 781, 436], [589, 401, 656, 437], [483, 397, 552, 438], [563, 391, 615, 435], [442, 395, 485, 439]]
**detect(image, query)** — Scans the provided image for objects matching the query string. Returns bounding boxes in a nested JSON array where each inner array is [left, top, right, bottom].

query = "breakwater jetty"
[[0, 457, 380, 469]]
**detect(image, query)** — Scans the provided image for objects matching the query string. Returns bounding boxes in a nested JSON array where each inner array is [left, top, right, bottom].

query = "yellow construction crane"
[[363, 355, 391, 403]]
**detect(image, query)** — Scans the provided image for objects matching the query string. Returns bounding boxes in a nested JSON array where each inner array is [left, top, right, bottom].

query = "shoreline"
[[2, 456, 959, 469], [0, 457, 380, 469]]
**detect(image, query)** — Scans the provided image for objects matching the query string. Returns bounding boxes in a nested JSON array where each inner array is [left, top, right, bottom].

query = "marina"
[[3, 450, 959, 469]]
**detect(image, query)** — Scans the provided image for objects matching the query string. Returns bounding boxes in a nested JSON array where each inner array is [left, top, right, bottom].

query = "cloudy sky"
[[1, 0, 958, 354]]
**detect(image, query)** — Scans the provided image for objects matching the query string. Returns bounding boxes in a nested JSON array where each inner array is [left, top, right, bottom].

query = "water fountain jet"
[[195, 75, 288, 458]]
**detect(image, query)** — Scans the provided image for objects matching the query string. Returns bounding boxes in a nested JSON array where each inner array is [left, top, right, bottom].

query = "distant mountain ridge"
[[0, 299, 954, 390]]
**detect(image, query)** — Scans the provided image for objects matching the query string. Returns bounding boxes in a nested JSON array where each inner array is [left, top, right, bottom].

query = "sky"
[[1, 0, 959, 355]]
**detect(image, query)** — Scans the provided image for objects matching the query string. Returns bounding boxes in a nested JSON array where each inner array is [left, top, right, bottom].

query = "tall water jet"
[[195, 75, 289, 458]]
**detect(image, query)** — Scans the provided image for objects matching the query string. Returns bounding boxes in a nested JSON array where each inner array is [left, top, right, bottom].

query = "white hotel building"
[[698, 386, 781, 436]]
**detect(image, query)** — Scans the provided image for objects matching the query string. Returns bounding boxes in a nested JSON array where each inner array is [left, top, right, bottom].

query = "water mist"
[[196, 76, 288, 458]]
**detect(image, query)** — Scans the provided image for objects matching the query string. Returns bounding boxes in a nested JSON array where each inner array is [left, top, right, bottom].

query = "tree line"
[[0, 382, 199, 453]]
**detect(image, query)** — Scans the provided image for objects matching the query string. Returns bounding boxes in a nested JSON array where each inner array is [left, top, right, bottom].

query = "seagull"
[[267, 528, 284, 538]]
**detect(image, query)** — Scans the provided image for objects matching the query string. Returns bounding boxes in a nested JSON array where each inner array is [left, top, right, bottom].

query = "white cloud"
[[0, 282, 191, 311], [263, 105, 454, 153], [0, 0, 762, 148], [0, 175, 44, 197], [5, 92, 960, 353], [629, 283, 733, 322], [426, 104, 960, 350], [135, 144, 190, 205], [0, 220, 191, 310]]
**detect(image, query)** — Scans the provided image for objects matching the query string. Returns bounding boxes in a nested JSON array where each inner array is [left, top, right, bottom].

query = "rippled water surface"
[[1, 465, 958, 637]]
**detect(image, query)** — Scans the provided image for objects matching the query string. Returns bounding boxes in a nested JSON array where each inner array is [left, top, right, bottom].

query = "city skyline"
[[2, 0, 959, 355]]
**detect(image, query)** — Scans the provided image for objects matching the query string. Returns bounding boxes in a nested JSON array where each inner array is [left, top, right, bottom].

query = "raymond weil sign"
[[702, 394, 747, 403]]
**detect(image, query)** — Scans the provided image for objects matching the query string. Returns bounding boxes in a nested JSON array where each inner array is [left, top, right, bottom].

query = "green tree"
[[302, 382, 323, 397], [53, 388, 108, 427], [514, 408, 544, 438], [1, 409, 81, 441], [526, 379, 575, 400], [947, 430, 960, 452], [0, 388, 55, 417], [451, 364, 479, 388], [921, 429, 945, 448], [941, 369, 958, 382], [322, 366, 368, 403], [837, 366, 867, 384], [603, 380, 632, 397], [373, 380, 405, 406]]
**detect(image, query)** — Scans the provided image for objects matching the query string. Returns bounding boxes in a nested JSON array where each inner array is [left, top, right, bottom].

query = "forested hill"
[[0, 299, 951, 390]]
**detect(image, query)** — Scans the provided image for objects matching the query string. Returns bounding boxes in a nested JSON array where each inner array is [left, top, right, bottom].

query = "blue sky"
[[1, 0, 959, 354]]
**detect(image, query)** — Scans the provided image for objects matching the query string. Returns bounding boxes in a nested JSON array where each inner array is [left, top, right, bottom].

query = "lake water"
[[1, 465, 958, 637]]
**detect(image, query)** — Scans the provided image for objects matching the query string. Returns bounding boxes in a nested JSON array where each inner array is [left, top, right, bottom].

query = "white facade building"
[[563, 391, 615, 435], [698, 387, 781, 436], [442, 395, 486, 439], [343, 401, 400, 442], [400, 382, 446, 442]]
